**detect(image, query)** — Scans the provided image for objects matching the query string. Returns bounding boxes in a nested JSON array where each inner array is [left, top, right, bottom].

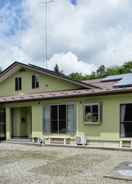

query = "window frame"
[[83, 103, 101, 124], [50, 105, 67, 134], [120, 103, 132, 138], [32, 75, 39, 89], [15, 77, 22, 91], [43, 103, 76, 135]]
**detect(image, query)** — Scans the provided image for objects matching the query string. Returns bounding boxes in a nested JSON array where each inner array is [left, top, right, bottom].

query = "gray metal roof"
[[101, 73, 132, 82], [114, 74, 132, 87]]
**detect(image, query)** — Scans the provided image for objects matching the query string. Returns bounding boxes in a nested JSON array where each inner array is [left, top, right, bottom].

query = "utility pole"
[[41, 0, 54, 68]]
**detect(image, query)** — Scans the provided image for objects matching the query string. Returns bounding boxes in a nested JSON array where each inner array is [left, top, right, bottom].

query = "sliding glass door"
[[50, 105, 58, 133], [50, 105, 67, 133], [44, 104, 76, 135], [58, 105, 67, 133]]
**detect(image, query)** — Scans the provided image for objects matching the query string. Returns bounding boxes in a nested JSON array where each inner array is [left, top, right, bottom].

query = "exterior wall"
[[12, 108, 21, 137], [0, 69, 80, 97], [4, 93, 132, 143], [6, 107, 11, 140], [77, 96, 119, 140], [37, 93, 132, 141], [32, 104, 43, 138], [77, 93, 132, 141], [5, 101, 43, 140]]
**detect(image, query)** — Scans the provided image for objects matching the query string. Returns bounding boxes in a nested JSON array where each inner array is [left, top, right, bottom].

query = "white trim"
[[84, 102, 100, 106], [44, 102, 76, 106], [76, 103, 79, 136], [83, 103, 101, 124], [43, 103, 76, 135]]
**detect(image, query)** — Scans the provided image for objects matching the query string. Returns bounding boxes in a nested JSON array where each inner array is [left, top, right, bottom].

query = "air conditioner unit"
[[76, 136, 87, 145], [33, 137, 44, 145]]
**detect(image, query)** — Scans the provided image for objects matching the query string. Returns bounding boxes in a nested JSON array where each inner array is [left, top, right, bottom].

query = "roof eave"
[[0, 61, 99, 89], [1, 88, 132, 104]]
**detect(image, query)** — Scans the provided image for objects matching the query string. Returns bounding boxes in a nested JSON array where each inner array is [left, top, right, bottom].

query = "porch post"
[[32, 104, 43, 139], [6, 107, 11, 140]]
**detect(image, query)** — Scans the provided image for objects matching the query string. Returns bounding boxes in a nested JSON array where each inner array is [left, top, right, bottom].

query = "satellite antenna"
[[41, 0, 54, 68]]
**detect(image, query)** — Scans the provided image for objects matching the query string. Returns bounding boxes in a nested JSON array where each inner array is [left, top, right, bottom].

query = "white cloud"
[[48, 52, 97, 74], [0, 0, 132, 74]]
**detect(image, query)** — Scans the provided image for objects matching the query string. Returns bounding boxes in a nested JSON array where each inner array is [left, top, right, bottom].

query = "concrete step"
[[49, 138, 65, 145], [7, 138, 32, 144]]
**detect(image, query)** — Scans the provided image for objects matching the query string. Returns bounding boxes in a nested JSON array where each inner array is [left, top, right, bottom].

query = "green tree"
[[96, 65, 106, 78], [121, 61, 132, 73], [105, 66, 120, 76], [54, 64, 64, 75], [69, 73, 86, 81], [54, 64, 60, 73], [68, 61, 132, 81], [88, 72, 96, 79]]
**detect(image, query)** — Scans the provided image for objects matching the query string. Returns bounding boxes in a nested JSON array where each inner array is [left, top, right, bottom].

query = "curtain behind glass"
[[121, 105, 126, 122], [67, 104, 76, 135], [43, 106, 51, 134]]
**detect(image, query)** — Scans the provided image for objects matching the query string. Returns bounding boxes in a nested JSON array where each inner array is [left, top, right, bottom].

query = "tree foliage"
[[54, 64, 63, 75], [54, 64, 60, 74], [68, 61, 132, 81]]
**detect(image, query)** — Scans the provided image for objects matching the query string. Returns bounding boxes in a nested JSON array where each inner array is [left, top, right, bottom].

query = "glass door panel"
[[51, 105, 58, 133], [59, 105, 67, 133]]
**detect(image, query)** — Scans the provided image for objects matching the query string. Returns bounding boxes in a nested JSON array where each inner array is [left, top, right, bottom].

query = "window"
[[32, 75, 39, 89], [120, 104, 132, 137], [50, 105, 67, 133], [84, 103, 101, 123], [15, 77, 22, 91], [44, 104, 76, 134]]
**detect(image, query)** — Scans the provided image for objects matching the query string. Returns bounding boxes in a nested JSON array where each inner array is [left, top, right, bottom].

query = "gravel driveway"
[[0, 143, 132, 184]]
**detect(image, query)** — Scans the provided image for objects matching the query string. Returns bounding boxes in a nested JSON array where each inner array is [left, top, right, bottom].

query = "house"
[[0, 61, 132, 148]]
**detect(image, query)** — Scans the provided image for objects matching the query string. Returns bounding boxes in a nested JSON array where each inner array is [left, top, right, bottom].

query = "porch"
[[4, 102, 77, 144], [10, 107, 32, 139]]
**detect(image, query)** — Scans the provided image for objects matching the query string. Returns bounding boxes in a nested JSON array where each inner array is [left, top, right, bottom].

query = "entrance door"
[[20, 108, 28, 137], [0, 109, 6, 141], [11, 107, 32, 138]]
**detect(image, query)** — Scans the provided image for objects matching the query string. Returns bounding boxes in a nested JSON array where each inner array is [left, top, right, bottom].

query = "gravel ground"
[[0, 143, 132, 184]]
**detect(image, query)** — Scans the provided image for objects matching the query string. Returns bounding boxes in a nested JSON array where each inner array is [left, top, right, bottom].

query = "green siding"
[[32, 104, 43, 138], [5, 93, 132, 141], [0, 69, 80, 97], [36, 93, 132, 140], [5, 101, 43, 139], [6, 107, 11, 140], [77, 96, 119, 140]]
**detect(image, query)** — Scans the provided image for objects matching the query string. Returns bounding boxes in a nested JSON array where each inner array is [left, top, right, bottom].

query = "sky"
[[0, 0, 132, 74]]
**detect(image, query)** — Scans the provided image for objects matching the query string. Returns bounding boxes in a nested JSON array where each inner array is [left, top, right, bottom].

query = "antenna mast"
[[41, 0, 54, 68]]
